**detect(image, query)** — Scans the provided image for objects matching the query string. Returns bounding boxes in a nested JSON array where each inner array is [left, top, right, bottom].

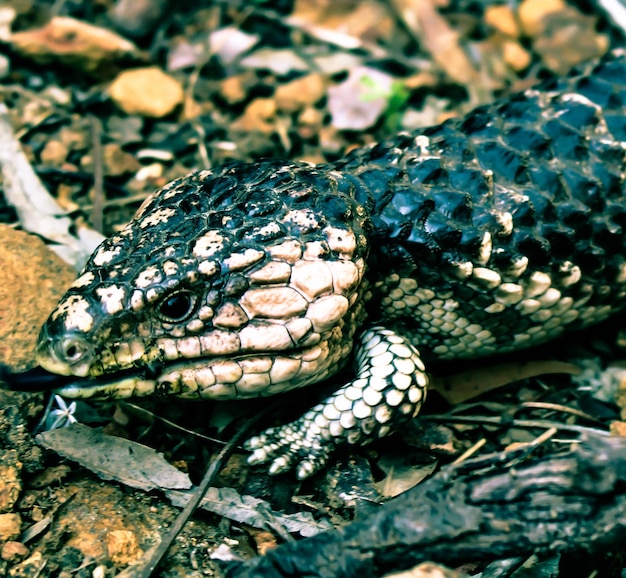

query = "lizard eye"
[[157, 290, 198, 322]]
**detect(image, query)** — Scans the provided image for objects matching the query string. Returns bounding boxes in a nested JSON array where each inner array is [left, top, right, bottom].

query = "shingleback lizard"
[[22, 50, 626, 478]]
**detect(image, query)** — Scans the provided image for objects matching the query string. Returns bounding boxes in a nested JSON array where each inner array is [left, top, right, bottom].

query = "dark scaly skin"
[[33, 50, 626, 478]]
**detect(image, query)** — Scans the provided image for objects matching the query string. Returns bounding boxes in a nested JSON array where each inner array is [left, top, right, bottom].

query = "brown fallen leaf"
[[375, 455, 438, 498], [430, 360, 582, 406], [292, 0, 394, 44], [389, 0, 479, 89], [10, 16, 143, 77], [36, 424, 193, 492]]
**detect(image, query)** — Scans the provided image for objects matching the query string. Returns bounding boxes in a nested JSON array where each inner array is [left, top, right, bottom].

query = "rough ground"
[[0, 1, 625, 577]]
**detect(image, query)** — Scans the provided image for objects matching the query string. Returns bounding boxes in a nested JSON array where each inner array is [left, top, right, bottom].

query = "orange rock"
[[275, 73, 327, 113], [0, 513, 21, 541], [1, 541, 29, 563], [106, 529, 144, 565], [0, 226, 76, 371], [610, 421, 626, 436], [221, 75, 247, 105], [0, 454, 22, 514], [109, 67, 184, 118], [485, 5, 520, 38], [518, 0, 566, 36], [39, 140, 69, 166], [502, 40, 532, 71], [232, 98, 277, 134]]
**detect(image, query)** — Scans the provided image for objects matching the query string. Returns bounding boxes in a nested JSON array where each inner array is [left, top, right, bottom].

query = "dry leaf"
[[10, 16, 142, 76], [431, 360, 581, 406], [390, 0, 478, 86], [328, 66, 394, 130], [36, 424, 193, 492]]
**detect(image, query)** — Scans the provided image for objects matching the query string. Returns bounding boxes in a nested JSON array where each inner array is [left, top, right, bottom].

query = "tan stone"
[[0, 462, 22, 514], [40, 140, 69, 166], [275, 73, 326, 113], [485, 5, 520, 37], [106, 529, 143, 565], [0, 513, 21, 541], [518, 0, 566, 36], [502, 40, 532, 71], [232, 98, 277, 134], [10, 16, 139, 76], [220, 75, 246, 104], [1, 541, 29, 563], [110, 67, 184, 118]]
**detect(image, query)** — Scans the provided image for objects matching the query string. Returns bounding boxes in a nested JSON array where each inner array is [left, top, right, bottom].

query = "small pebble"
[[109, 66, 184, 118], [0, 513, 21, 542], [1, 541, 29, 563]]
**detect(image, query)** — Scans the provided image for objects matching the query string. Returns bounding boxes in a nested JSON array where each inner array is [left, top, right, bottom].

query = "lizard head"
[[36, 161, 371, 400]]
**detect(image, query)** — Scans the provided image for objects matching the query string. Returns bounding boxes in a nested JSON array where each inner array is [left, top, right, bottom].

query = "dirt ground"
[[0, 1, 625, 576]]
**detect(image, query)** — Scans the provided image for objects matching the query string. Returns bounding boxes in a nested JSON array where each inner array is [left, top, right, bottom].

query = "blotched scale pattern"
[[34, 50, 626, 477], [38, 162, 372, 403]]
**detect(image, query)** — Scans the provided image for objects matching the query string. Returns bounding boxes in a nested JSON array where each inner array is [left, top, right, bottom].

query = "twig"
[[519, 401, 605, 425], [120, 401, 227, 445], [90, 115, 105, 233], [421, 414, 610, 437]]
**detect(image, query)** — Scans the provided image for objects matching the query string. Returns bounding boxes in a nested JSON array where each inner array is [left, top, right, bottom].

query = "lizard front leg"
[[245, 327, 428, 479]]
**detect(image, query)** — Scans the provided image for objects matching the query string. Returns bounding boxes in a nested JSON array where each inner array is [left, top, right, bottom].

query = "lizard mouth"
[[28, 336, 347, 402]]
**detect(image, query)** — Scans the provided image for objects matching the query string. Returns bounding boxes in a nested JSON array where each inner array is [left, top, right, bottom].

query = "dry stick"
[[114, 405, 274, 578], [519, 401, 605, 425], [120, 401, 227, 445], [422, 414, 610, 437], [90, 116, 105, 234]]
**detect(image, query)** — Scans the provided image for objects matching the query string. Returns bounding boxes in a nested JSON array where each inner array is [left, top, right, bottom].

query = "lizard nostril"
[[37, 331, 96, 377], [64, 343, 79, 360], [56, 337, 92, 365]]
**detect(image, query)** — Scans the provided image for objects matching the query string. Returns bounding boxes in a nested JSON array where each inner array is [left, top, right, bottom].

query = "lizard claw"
[[245, 415, 333, 479]]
